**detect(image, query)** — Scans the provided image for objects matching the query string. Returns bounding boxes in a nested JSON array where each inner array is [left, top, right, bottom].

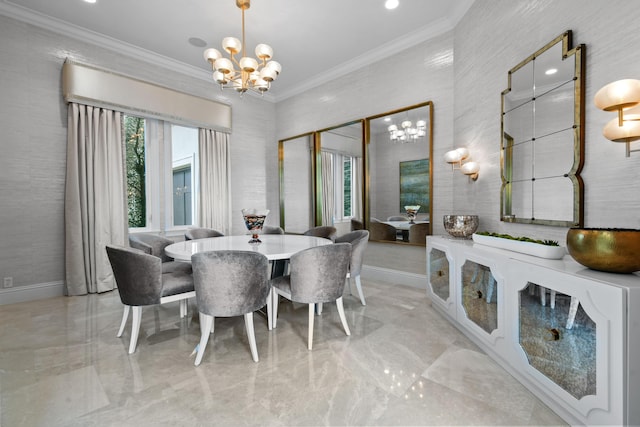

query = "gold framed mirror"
[[279, 132, 316, 233], [365, 101, 433, 245], [501, 30, 585, 227]]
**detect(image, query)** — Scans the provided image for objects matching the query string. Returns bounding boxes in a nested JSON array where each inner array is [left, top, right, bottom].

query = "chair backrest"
[[184, 227, 224, 241], [191, 250, 270, 317], [303, 226, 337, 241], [409, 222, 430, 244], [128, 233, 173, 262], [288, 243, 351, 304], [106, 245, 163, 306], [262, 225, 284, 235], [387, 215, 409, 221], [350, 218, 364, 231], [369, 221, 397, 241], [335, 230, 369, 276]]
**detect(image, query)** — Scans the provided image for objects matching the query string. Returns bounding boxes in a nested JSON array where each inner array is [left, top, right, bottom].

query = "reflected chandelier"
[[203, 0, 281, 95], [388, 119, 427, 143]]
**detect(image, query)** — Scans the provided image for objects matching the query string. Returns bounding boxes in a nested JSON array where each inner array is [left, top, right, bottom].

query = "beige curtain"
[[321, 151, 334, 226], [65, 103, 127, 295], [198, 128, 232, 234]]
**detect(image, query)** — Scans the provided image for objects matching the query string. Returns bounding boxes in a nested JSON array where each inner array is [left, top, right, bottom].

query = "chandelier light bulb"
[[416, 120, 426, 128], [213, 70, 228, 84], [265, 60, 282, 74], [204, 48, 222, 63], [259, 67, 277, 82], [214, 57, 234, 74], [255, 44, 273, 60], [239, 56, 258, 73], [222, 37, 242, 55], [401, 120, 412, 129]]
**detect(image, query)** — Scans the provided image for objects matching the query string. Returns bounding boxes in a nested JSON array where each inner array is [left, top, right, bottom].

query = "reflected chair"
[[271, 243, 352, 350], [262, 225, 284, 235], [184, 227, 224, 240], [303, 225, 337, 241], [369, 221, 397, 241], [351, 218, 364, 231], [387, 215, 409, 221], [106, 245, 195, 354], [409, 222, 430, 245], [191, 250, 271, 365], [335, 230, 369, 305], [128, 232, 190, 274]]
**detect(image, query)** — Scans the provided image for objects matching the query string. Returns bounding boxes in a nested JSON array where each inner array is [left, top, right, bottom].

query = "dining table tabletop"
[[164, 234, 333, 262]]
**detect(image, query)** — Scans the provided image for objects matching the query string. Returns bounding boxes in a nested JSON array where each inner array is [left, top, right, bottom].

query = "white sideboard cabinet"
[[427, 235, 640, 426]]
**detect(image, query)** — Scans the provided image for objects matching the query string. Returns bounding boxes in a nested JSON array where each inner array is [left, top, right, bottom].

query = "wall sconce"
[[594, 79, 640, 157], [444, 147, 480, 181]]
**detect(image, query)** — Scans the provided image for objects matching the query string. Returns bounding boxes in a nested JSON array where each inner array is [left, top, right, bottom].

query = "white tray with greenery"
[[472, 232, 566, 259]]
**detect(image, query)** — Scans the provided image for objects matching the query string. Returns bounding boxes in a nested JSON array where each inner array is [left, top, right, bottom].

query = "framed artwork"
[[399, 159, 430, 212]]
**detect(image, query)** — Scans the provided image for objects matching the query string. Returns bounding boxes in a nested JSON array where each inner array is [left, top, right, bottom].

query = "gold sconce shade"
[[595, 79, 640, 157], [594, 79, 640, 125], [461, 161, 480, 180]]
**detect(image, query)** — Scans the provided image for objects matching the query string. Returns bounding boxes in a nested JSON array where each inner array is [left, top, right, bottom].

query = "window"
[[329, 152, 357, 222], [124, 114, 199, 232], [343, 156, 352, 217]]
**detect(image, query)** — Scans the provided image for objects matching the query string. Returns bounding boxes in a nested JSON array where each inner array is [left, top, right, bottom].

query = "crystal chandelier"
[[203, 0, 281, 95], [388, 119, 427, 143]]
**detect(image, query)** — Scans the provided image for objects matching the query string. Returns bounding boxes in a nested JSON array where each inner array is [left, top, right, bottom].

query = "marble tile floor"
[[0, 280, 567, 427]]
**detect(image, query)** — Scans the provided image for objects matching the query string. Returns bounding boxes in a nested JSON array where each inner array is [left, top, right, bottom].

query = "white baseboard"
[[0, 281, 66, 306], [361, 265, 427, 290]]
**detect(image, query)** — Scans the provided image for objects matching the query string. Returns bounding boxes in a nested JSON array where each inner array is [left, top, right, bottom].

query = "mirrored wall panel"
[[366, 102, 433, 245], [317, 121, 364, 234], [501, 30, 585, 227], [461, 260, 498, 334], [279, 133, 315, 233], [519, 282, 596, 399]]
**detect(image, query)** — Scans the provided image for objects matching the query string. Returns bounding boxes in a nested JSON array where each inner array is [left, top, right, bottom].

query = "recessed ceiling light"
[[84, 0, 97, 3], [545, 68, 558, 75], [385, 0, 399, 10], [384, 117, 391, 122]]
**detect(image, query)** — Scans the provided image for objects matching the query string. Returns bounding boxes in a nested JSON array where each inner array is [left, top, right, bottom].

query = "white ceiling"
[[1, 0, 474, 101]]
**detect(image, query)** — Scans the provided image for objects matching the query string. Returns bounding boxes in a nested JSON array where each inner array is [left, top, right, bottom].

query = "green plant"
[[476, 231, 559, 246]]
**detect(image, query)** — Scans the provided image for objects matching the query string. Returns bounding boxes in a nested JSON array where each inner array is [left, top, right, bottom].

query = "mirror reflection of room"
[[367, 103, 432, 245]]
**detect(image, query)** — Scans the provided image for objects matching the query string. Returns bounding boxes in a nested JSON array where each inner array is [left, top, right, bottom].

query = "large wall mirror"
[[501, 30, 585, 227], [366, 102, 433, 246], [279, 133, 316, 233]]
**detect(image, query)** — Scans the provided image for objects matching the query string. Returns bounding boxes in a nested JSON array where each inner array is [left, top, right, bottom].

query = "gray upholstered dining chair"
[[184, 227, 224, 240], [350, 218, 364, 231], [191, 250, 271, 365], [270, 243, 352, 350], [335, 230, 369, 306], [303, 225, 337, 241], [105, 245, 195, 354], [128, 232, 190, 274], [369, 221, 397, 241], [409, 222, 430, 245], [262, 225, 285, 235]]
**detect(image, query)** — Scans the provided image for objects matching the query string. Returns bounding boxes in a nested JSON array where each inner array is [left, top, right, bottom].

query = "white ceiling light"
[[203, 0, 281, 95], [385, 0, 399, 10]]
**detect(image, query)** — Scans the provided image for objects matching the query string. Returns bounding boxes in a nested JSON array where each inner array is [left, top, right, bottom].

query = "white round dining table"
[[164, 234, 333, 262]]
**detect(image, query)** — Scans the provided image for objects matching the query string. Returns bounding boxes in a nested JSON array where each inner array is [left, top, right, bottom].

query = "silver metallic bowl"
[[443, 215, 479, 238]]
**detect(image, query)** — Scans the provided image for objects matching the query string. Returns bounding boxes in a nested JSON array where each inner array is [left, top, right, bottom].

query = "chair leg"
[[316, 302, 323, 315], [244, 313, 259, 362], [129, 306, 142, 354], [266, 288, 273, 331], [179, 298, 188, 318], [345, 274, 353, 296], [308, 304, 315, 350], [117, 305, 130, 337], [336, 297, 351, 336], [195, 314, 213, 366], [354, 275, 366, 306], [272, 290, 280, 328]]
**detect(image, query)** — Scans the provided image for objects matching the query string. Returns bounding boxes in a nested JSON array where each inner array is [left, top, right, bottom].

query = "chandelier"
[[388, 119, 427, 143], [203, 0, 281, 95]]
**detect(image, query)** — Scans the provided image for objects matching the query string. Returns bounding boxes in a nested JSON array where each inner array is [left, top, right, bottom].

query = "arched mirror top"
[[365, 101, 434, 246]]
